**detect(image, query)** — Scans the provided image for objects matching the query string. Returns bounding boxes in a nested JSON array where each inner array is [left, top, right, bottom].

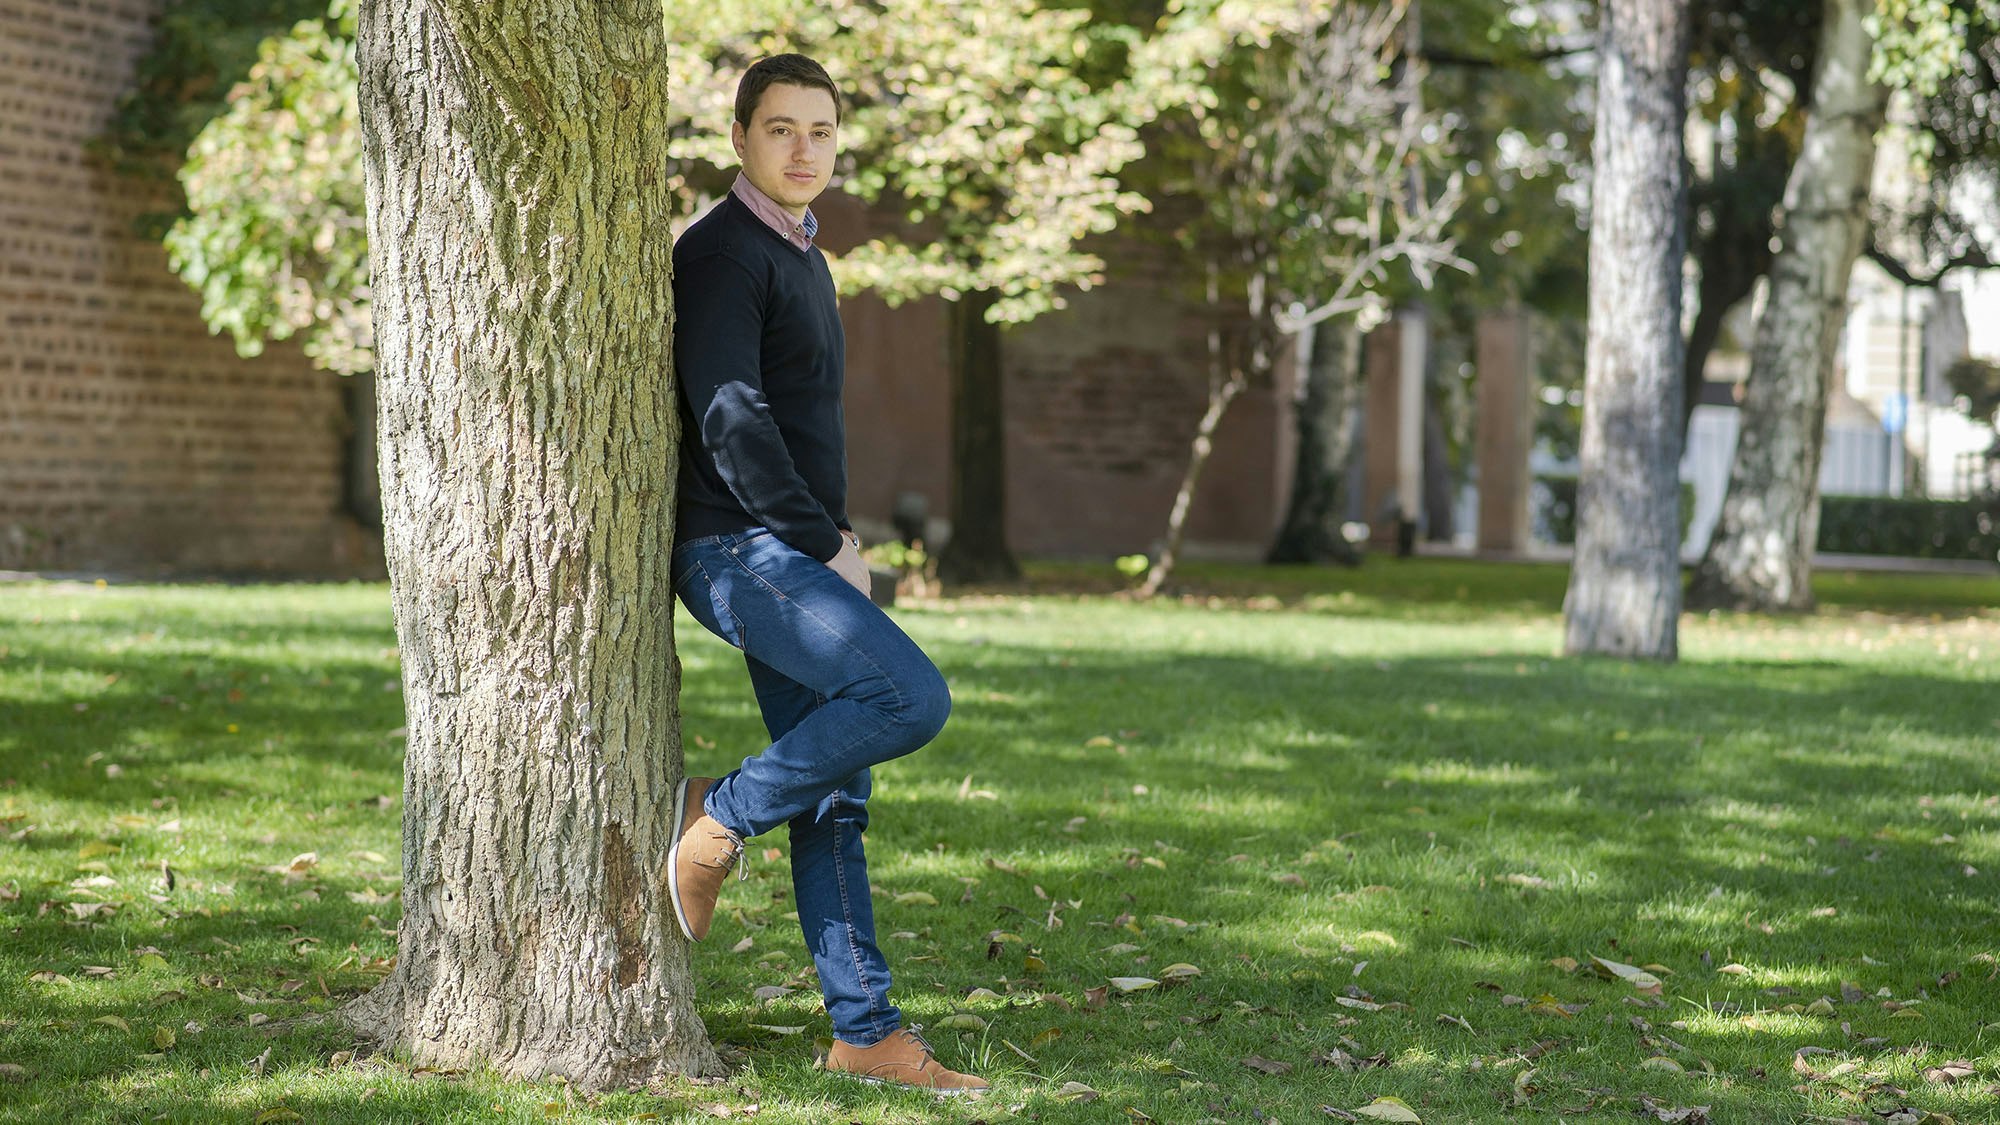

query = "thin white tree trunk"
[[345, 0, 720, 1089], [1562, 0, 1691, 660], [1689, 0, 1889, 612], [1142, 258, 1260, 597], [1141, 372, 1246, 597]]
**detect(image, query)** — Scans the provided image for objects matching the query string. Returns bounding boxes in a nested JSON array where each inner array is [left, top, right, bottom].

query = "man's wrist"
[[841, 528, 862, 551]]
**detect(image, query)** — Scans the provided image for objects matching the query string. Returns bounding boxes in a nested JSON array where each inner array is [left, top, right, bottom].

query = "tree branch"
[[1414, 44, 1593, 71], [1866, 236, 1996, 288]]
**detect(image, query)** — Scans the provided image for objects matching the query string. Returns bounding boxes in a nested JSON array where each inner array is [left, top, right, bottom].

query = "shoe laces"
[[898, 1025, 937, 1058], [701, 827, 748, 881]]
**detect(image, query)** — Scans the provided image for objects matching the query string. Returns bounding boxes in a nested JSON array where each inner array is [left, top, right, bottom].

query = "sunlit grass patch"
[[2, 562, 1998, 1122]]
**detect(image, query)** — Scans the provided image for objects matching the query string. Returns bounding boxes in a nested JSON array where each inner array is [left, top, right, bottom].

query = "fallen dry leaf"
[[1351, 1096, 1421, 1122], [1110, 976, 1159, 993], [1055, 1081, 1100, 1102], [1590, 955, 1664, 995], [1923, 1060, 1977, 1084], [1241, 1055, 1292, 1076], [1527, 994, 1587, 1018], [1637, 1097, 1710, 1123]]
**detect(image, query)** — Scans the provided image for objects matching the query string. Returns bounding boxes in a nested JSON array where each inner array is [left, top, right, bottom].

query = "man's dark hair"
[[734, 54, 843, 130]]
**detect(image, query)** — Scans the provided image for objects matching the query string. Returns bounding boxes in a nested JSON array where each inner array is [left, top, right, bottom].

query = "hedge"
[[1816, 494, 2000, 563]]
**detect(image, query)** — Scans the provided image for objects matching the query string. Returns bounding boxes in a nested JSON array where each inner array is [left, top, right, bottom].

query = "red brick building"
[[0, 1, 1292, 577], [0, 0, 380, 576]]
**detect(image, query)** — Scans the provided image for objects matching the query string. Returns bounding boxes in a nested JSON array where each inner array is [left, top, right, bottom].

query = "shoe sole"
[[828, 1071, 987, 1098], [666, 777, 697, 941]]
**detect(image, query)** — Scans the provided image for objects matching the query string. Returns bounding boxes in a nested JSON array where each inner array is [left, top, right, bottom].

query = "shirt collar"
[[731, 172, 817, 252]]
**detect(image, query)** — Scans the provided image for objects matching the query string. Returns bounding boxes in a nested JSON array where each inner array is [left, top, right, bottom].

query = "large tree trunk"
[[347, 0, 720, 1090], [1562, 0, 1691, 661], [1688, 0, 1889, 612], [937, 289, 1021, 585], [1267, 316, 1363, 565]]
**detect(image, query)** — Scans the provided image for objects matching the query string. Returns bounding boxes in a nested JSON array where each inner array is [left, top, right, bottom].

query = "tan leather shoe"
[[667, 777, 743, 941], [824, 1026, 990, 1095]]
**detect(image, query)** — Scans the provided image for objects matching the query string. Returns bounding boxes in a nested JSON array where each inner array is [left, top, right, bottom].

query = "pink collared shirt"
[[731, 172, 818, 252]]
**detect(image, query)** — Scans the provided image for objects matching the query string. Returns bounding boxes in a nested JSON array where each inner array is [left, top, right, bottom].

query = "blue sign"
[[1882, 392, 1907, 435]]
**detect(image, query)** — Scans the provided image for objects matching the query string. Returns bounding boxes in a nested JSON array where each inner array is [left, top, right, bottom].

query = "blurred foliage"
[[1876, 1, 2000, 281], [1944, 356, 2000, 418], [163, 0, 1300, 371], [164, 0, 364, 373], [94, 0, 327, 181]]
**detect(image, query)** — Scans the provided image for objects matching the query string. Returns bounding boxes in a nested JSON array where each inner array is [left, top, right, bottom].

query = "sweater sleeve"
[[674, 251, 846, 562]]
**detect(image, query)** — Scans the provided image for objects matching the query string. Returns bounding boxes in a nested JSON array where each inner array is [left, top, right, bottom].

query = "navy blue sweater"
[[673, 193, 848, 562]]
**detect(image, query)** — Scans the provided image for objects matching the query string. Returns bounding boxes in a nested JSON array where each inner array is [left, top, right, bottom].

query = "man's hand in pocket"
[[829, 536, 871, 598]]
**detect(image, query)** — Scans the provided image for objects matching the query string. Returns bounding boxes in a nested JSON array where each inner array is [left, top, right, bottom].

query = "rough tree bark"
[[1562, 0, 1691, 661], [937, 289, 1022, 585], [1267, 316, 1363, 565], [345, 0, 720, 1089], [1688, 0, 1889, 612]]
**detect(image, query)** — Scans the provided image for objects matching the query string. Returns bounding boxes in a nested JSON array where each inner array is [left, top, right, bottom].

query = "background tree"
[[1679, 0, 1819, 438], [166, 0, 1212, 590], [1400, 0, 1594, 553], [1132, 0, 1467, 596], [343, 0, 715, 1088], [1687, 0, 1891, 611], [805, 0, 1159, 586], [1864, 1, 1999, 288], [1562, 0, 1692, 660]]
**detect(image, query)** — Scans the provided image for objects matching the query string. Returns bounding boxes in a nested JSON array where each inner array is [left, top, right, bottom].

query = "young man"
[[666, 54, 987, 1096]]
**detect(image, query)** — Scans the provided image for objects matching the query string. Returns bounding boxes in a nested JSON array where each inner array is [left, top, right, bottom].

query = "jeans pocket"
[[683, 561, 746, 649]]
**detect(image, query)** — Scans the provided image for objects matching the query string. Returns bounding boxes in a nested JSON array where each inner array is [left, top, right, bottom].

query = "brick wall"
[[821, 196, 1293, 561], [0, 0, 379, 577]]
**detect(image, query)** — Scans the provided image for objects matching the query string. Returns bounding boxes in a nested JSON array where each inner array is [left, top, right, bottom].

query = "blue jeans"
[[672, 527, 951, 1047]]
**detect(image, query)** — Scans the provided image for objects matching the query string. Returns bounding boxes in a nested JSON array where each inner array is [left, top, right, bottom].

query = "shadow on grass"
[[4, 585, 1998, 1121]]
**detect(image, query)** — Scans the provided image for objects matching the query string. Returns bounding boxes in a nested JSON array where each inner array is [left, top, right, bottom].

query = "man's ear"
[[731, 121, 746, 162]]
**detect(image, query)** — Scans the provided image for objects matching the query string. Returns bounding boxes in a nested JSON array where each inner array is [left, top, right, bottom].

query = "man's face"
[[732, 82, 838, 219]]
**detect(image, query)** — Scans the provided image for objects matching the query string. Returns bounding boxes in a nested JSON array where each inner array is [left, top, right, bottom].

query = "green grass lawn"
[[1, 559, 1996, 1124]]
